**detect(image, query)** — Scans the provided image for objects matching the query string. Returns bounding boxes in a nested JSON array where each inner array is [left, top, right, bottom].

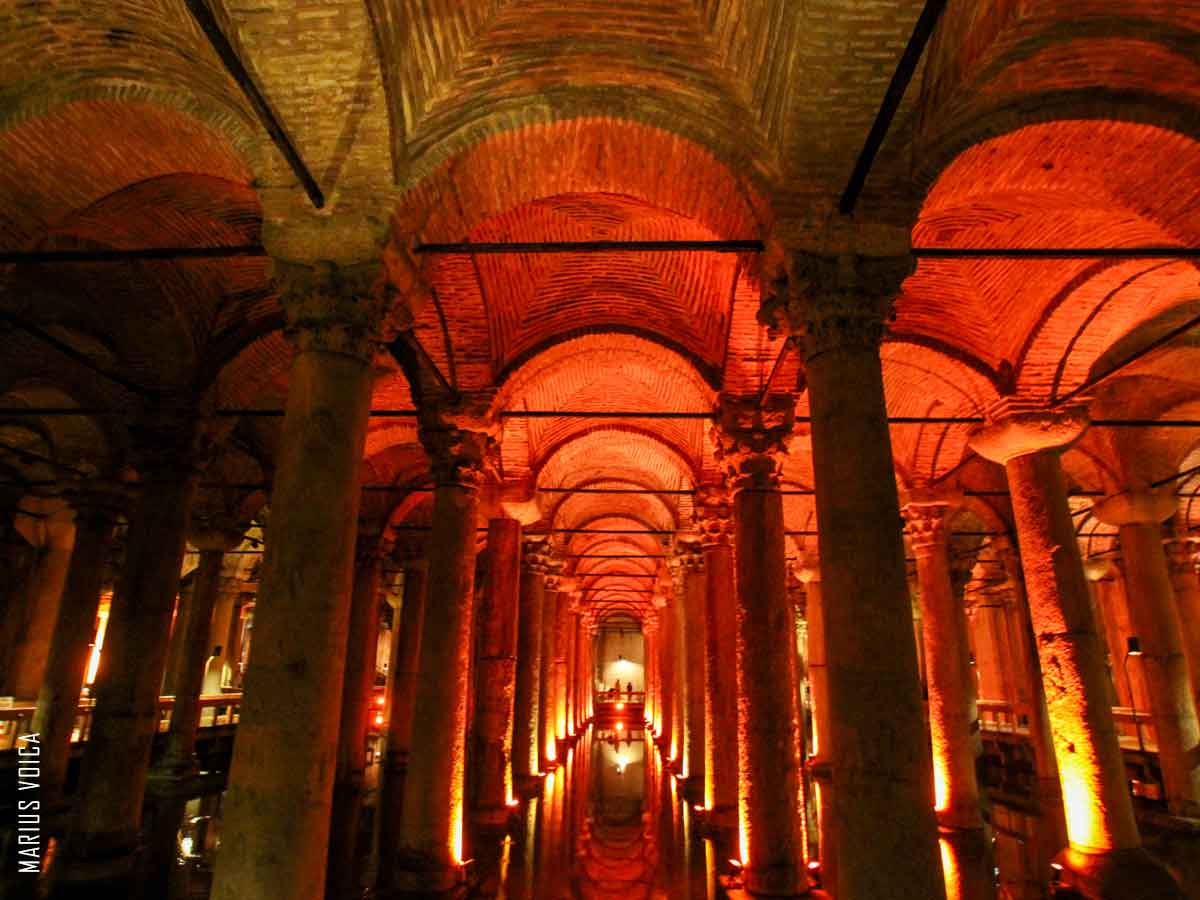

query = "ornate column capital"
[[694, 481, 734, 547], [674, 538, 705, 573], [1163, 536, 1200, 578], [900, 494, 959, 558], [521, 537, 552, 575], [61, 477, 133, 530], [968, 401, 1088, 465], [712, 394, 794, 490], [419, 394, 500, 490], [273, 259, 401, 361], [759, 252, 911, 361]]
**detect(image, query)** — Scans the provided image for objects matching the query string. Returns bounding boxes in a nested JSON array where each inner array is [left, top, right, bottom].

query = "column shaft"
[[394, 476, 482, 888], [61, 454, 196, 882], [1164, 542, 1200, 704], [539, 584, 559, 767], [512, 557, 544, 780], [211, 324, 376, 900], [702, 540, 738, 823], [1116, 521, 1200, 814], [10, 505, 74, 699], [684, 561, 706, 789], [473, 517, 521, 818], [31, 493, 119, 811], [327, 540, 384, 898]]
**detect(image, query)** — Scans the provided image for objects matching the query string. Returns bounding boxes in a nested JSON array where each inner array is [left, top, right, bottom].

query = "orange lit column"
[[553, 586, 572, 747], [774, 253, 944, 900], [697, 483, 738, 828], [1163, 536, 1200, 704], [643, 612, 659, 733], [9, 496, 75, 700], [539, 562, 562, 769], [31, 481, 125, 813], [378, 550, 428, 889], [394, 410, 495, 890], [210, 261, 388, 900], [902, 498, 986, 832], [969, 409, 1183, 898], [513, 540, 546, 784], [797, 556, 836, 890], [155, 524, 244, 775], [670, 559, 688, 768], [656, 582, 677, 758], [327, 528, 385, 899], [680, 540, 706, 796], [472, 515, 521, 822], [715, 394, 808, 896], [58, 408, 201, 889], [1093, 491, 1200, 816]]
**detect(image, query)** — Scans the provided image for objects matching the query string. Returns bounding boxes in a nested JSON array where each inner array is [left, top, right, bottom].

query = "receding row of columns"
[[7, 251, 1200, 900]]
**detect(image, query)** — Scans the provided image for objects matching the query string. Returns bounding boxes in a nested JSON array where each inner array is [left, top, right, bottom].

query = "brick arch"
[[0, 381, 117, 474], [908, 120, 1200, 403], [390, 117, 769, 249]]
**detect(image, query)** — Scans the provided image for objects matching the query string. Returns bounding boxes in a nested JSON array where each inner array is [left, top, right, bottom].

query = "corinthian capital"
[[712, 394, 794, 490], [274, 259, 400, 360], [694, 481, 734, 547], [759, 253, 911, 360], [419, 393, 500, 489]]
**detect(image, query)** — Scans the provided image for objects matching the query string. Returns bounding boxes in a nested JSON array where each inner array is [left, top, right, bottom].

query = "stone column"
[[1163, 535, 1200, 704], [210, 260, 390, 900], [670, 560, 688, 768], [201, 579, 242, 695], [553, 588, 571, 746], [156, 526, 243, 774], [764, 253, 943, 900], [643, 613, 659, 735], [1093, 491, 1200, 816], [327, 528, 386, 899], [58, 408, 202, 888], [9, 496, 76, 700], [472, 515, 521, 822], [970, 409, 1183, 898], [393, 408, 495, 890], [797, 556, 836, 891], [678, 540, 706, 796], [656, 579, 677, 760], [714, 394, 808, 896], [31, 481, 126, 813], [513, 540, 547, 784], [902, 497, 986, 832], [377, 551, 427, 888], [697, 483, 738, 827], [539, 561, 563, 769]]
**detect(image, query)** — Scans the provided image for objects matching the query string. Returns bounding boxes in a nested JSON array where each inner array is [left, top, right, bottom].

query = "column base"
[[679, 774, 705, 805], [513, 772, 544, 797], [743, 863, 810, 896], [388, 851, 468, 894], [49, 840, 139, 899], [1054, 846, 1185, 899], [471, 805, 519, 828]]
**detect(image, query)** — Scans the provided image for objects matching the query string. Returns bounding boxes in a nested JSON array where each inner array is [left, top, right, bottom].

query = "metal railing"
[[0, 694, 242, 752]]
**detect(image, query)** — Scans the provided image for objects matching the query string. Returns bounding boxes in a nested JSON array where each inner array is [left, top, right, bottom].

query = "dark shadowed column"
[[393, 404, 495, 891], [971, 409, 1184, 899], [771, 253, 943, 900], [31, 481, 126, 814], [1093, 491, 1200, 817], [327, 527, 386, 899], [209, 261, 389, 900], [715, 393, 809, 896], [56, 407, 202, 891], [473, 515, 521, 822], [377, 549, 427, 891]]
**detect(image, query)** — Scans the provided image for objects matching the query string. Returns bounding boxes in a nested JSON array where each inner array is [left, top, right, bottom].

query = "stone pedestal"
[[392, 412, 494, 891], [472, 516, 521, 821], [970, 409, 1183, 898], [769, 253, 943, 900], [57, 410, 201, 889], [31, 482, 125, 814], [327, 530, 385, 899], [210, 260, 389, 900], [715, 394, 808, 896], [698, 483, 738, 828], [1093, 491, 1200, 816], [513, 541, 547, 783], [902, 498, 986, 833]]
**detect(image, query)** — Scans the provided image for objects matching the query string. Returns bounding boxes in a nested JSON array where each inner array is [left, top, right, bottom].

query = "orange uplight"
[[374, 694, 386, 707], [374, 713, 385, 727], [546, 741, 557, 762], [1060, 757, 1108, 850], [615, 721, 624, 732], [939, 838, 960, 900], [616, 701, 625, 710]]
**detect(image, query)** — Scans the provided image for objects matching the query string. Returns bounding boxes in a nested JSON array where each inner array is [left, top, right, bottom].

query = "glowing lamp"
[[616, 701, 625, 710], [1126, 636, 1142, 656], [374, 713, 385, 727], [807, 860, 821, 871], [374, 694, 386, 707], [615, 721, 624, 732]]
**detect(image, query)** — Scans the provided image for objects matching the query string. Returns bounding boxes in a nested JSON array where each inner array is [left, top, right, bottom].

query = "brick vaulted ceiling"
[[2, 1, 1200, 618]]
